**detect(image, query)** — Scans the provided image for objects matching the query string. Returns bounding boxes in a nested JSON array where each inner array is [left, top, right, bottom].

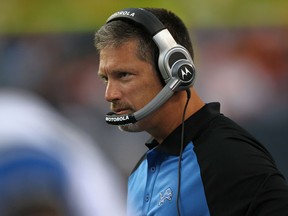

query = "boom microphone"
[[105, 78, 181, 125]]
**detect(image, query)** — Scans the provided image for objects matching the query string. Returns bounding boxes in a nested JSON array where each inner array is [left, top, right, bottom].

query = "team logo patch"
[[158, 187, 173, 206]]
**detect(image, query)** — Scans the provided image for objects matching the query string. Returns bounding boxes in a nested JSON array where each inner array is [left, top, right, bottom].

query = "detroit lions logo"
[[158, 187, 173, 206]]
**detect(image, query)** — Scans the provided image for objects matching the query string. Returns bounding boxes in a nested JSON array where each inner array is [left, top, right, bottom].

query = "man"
[[95, 7, 288, 216]]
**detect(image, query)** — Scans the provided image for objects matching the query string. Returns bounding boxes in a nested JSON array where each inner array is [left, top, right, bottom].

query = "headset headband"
[[106, 8, 165, 36]]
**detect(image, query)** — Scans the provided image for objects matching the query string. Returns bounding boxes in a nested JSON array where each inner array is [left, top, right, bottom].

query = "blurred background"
[[1, 0, 287, 181]]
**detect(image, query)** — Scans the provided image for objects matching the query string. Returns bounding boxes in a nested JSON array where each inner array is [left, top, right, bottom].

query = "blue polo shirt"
[[127, 103, 288, 216], [128, 141, 210, 215]]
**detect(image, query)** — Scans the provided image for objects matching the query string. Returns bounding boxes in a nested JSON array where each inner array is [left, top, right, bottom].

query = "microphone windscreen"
[[105, 113, 136, 125]]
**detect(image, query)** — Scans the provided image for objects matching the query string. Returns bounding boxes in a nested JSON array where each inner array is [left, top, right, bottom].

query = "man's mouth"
[[113, 109, 131, 115]]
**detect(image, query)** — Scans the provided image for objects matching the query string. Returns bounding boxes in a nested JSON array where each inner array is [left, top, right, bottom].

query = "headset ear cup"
[[160, 44, 196, 90]]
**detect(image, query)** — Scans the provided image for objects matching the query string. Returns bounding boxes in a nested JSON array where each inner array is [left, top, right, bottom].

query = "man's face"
[[98, 40, 163, 132]]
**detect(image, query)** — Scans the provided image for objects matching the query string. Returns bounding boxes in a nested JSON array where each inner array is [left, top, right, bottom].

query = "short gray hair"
[[94, 19, 156, 65]]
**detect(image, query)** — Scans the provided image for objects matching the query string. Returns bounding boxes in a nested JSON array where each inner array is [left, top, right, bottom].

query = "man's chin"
[[118, 123, 143, 133]]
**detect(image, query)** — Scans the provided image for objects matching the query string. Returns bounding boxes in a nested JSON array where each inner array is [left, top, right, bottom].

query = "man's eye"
[[99, 75, 108, 83], [118, 72, 131, 79]]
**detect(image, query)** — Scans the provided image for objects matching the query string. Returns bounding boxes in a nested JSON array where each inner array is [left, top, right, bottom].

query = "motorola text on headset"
[[104, 8, 196, 125]]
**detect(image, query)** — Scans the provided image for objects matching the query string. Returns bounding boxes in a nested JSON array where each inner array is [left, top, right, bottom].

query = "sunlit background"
[[1, 0, 288, 181]]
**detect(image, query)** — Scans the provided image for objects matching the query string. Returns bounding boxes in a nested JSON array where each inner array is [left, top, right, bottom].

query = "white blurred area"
[[0, 88, 126, 216]]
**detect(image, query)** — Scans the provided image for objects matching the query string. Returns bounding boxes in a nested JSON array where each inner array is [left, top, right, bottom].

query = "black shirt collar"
[[145, 102, 222, 155]]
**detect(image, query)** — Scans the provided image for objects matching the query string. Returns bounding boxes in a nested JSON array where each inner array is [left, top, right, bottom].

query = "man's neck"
[[148, 88, 205, 144]]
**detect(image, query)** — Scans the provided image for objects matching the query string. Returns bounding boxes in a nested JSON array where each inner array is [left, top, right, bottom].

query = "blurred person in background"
[[0, 87, 126, 216], [95, 7, 288, 216]]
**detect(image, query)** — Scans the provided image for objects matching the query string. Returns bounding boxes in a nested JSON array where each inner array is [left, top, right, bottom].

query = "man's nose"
[[104, 81, 121, 102]]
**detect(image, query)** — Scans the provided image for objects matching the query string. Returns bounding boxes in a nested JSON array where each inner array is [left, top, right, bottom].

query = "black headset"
[[105, 8, 196, 125]]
